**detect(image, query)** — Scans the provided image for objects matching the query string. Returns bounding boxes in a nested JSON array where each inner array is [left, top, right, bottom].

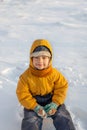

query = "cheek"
[[32, 59, 36, 65], [45, 59, 50, 65]]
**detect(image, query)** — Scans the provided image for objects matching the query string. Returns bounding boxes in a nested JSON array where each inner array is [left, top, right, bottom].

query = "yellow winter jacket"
[[16, 39, 68, 110]]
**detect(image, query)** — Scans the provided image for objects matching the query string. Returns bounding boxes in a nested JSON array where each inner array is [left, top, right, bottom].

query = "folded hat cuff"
[[30, 51, 51, 58]]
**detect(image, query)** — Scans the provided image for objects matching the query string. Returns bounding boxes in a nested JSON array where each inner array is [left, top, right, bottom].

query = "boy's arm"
[[16, 76, 38, 110], [52, 71, 68, 106]]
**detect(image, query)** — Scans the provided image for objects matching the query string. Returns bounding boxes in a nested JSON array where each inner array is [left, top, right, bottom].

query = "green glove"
[[34, 105, 47, 118], [44, 102, 58, 115]]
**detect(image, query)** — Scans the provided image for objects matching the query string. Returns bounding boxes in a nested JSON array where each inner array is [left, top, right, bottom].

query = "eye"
[[42, 56, 46, 59], [42, 56, 49, 59], [35, 57, 39, 59]]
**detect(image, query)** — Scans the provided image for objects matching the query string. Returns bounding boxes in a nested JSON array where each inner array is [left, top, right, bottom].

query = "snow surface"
[[0, 0, 87, 130]]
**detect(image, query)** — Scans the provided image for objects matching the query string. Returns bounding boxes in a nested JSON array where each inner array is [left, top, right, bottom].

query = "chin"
[[36, 67, 45, 70]]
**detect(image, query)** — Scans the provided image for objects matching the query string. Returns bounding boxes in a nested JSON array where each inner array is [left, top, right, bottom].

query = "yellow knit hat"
[[30, 39, 52, 55]]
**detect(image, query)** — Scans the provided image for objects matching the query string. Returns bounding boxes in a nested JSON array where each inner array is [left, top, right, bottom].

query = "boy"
[[16, 39, 76, 130]]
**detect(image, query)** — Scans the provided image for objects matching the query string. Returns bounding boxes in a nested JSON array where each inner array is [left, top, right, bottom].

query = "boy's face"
[[32, 56, 50, 70]]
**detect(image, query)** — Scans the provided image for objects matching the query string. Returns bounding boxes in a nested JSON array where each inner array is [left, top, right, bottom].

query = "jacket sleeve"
[[16, 76, 38, 110], [52, 70, 68, 105]]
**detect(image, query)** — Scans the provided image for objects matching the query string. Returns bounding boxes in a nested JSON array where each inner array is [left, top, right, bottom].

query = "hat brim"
[[30, 51, 51, 58]]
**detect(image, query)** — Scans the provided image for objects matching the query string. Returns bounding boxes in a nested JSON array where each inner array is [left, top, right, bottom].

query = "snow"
[[0, 0, 87, 130]]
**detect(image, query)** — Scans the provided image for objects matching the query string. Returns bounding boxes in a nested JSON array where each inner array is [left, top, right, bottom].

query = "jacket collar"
[[29, 65, 53, 77]]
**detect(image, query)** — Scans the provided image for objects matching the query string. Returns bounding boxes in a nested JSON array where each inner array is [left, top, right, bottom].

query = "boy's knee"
[[22, 114, 42, 125], [52, 105, 76, 130], [53, 111, 68, 124], [53, 116, 71, 130], [22, 109, 43, 130], [22, 116, 42, 130]]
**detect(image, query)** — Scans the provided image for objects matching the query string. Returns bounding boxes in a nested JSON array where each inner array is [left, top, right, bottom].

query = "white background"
[[0, 0, 87, 130]]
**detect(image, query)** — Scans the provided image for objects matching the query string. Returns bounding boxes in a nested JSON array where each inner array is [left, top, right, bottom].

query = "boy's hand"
[[34, 105, 47, 118], [44, 102, 58, 116]]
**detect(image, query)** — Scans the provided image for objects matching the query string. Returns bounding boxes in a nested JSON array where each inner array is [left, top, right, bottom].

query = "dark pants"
[[22, 94, 76, 130]]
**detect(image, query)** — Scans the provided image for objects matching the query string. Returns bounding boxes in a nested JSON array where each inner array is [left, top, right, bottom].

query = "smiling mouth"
[[37, 63, 43, 66]]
